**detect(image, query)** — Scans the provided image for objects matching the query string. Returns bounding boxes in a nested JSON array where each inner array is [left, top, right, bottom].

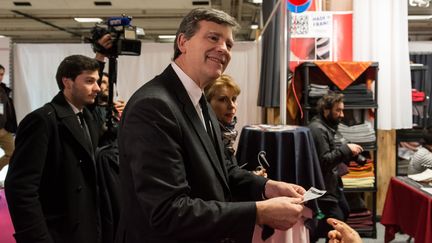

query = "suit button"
[[76, 186, 82, 192]]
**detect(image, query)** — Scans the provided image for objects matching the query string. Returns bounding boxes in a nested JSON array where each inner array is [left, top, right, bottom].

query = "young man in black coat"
[[5, 55, 102, 243]]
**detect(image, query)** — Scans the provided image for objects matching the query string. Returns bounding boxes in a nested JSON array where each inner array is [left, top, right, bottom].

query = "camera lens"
[[355, 154, 367, 165]]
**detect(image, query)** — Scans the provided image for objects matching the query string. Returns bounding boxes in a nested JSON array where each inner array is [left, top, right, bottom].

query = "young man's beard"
[[326, 114, 342, 126]]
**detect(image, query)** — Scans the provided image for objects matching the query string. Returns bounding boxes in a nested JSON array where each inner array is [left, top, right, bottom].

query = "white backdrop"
[[13, 41, 262, 134], [353, 0, 412, 130]]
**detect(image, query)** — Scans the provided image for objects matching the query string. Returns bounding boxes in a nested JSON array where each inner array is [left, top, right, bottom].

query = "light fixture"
[[158, 35, 176, 39], [407, 15, 432, 20], [136, 27, 145, 36], [74, 18, 103, 23], [250, 23, 259, 29], [250, 0, 263, 3], [409, 0, 431, 7]]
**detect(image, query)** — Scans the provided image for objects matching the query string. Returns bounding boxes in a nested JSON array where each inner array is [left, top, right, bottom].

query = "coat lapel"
[[162, 66, 230, 190], [50, 92, 96, 160]]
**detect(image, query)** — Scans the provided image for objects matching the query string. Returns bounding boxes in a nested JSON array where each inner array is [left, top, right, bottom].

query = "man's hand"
[[95, 34, 113, 61], [256, 197, 304, 230], [264, 180, 306, 199], [347, 143, 363, 156], [327, 218, 362, 243], [114, 99, 126, 118]]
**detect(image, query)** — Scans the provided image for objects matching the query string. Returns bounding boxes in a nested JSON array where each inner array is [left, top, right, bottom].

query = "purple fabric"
[[0, 189, 15, 243]]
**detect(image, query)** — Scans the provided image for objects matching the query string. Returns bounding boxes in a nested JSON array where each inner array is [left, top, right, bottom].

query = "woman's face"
[[209, 86, 238, 125]]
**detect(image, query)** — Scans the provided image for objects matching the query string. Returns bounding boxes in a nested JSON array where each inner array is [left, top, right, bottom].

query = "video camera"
[[90, 15, 142, 57]]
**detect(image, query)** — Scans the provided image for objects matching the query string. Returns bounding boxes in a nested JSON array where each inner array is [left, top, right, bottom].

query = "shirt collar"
[[171, 61, 203, 107], [64, 97, 82, 115]]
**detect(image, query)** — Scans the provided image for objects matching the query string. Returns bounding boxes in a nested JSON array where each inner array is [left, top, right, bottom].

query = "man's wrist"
[[262, 179, 272, 199]]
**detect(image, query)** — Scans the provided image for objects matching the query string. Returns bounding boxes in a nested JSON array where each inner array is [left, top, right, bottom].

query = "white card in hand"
[[301, 187, 326, 203]]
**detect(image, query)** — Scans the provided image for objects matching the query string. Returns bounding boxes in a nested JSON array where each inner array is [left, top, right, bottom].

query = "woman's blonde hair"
[[204, 74, 241, 102]]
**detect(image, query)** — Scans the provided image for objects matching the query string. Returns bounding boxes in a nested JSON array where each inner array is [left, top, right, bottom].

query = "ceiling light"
[[250, 0, 263, 3], [407, 15, 432, 20], [250, 23, 259, 29], [74, 18, 103, 23], [158, 35, 176, 39], [409, 0, 431, 7], [136, 27, 145, 36]]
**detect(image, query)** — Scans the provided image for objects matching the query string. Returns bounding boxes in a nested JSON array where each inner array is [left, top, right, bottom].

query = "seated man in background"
[[408, 127, 432, 175], [308, 92, 363, 242]]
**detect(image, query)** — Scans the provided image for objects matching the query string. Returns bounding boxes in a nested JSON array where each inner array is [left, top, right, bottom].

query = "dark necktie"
[[199, 95, 215, 145], [77, 112, 93, 152]]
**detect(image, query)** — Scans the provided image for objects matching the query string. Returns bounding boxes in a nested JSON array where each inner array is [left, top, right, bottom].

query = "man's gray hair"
[[173, 8, 239, 60]]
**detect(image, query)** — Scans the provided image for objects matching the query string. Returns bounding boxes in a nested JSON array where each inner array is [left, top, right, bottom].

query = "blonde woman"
[[205, 74, 267, 177]]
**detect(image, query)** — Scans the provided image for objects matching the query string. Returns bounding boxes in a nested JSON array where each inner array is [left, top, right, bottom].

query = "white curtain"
[[13, 42, 261, 133], [353, 0, 412, 130]]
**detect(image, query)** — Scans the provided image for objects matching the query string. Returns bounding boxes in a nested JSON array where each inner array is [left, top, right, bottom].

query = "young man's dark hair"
[[55, 54, 100, 90], [173, 8, 239, 60]]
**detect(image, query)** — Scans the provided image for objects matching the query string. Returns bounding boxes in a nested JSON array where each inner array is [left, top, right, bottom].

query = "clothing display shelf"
[[395, 65, 429, 176], [297, 61, 379, 238]]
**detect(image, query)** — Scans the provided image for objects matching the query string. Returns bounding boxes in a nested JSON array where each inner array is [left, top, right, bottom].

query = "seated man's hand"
[[264, 180, 305, 199], [256, 197, 304, 230], [347, 143, 363, 156]]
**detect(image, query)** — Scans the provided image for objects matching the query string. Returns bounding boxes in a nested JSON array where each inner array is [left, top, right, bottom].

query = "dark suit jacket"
[[116, 65, 267, 243], [5, 92, 100, 243]]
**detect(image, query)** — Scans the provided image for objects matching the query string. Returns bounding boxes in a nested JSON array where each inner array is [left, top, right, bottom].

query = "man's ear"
[[177, 33, 187, 54], [323, 109, 330, 118], [62, 77, 71, 89]]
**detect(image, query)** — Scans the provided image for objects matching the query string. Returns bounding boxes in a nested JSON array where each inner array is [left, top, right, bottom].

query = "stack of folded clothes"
[[309, 84, 329, 97], [342, 160, 375, 189], [335, 83, 375, 106], [338, 122, 376, 150], [307, 84, 330, 107], [346, 209, 374, 232]]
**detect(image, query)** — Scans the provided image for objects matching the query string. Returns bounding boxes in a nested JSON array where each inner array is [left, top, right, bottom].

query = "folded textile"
[[314, 61, 372, 90]]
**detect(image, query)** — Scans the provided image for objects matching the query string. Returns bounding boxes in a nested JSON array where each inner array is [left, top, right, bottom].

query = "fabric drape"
[[257, 0, 281, 107], [353, 0, 412, 129], [409, 53, 432, 127]]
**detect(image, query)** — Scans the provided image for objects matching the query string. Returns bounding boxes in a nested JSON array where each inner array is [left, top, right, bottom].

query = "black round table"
[[236, 124, 325, 192]]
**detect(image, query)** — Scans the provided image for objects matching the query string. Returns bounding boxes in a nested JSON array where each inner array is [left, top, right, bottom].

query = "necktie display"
[[199, 95, 215, 145]]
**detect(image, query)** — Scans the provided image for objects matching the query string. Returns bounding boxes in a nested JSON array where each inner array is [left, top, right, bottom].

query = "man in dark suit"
[[5, 55, 102, 243], [116, 8, 306, 243]]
